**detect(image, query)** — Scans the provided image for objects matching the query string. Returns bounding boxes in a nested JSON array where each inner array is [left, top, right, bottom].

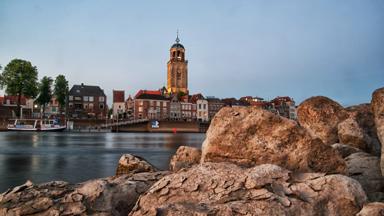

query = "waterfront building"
[[207, 97, 225, 121], [68, 83, 107, 119], [43, 97, 60, 117], [134, 90, 169, 120], [167, 33, 188, 95], [112, 90, 126, 119], [196, 99, 209, 122], [180, 101, 196, 122], [271, 96, 296, 120], [169, 95, 181, 121], [125, 95, 134, 120], [222, 98, 250, 107]]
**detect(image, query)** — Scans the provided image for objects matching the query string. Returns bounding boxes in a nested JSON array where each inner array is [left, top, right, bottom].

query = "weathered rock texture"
[[297, 96, 348, 145], [130, 163, 367, 216], [169, 146, 201, 172], [372, 87, 384, 175], [116, 154, 157, 176], [0, 172, 168, 216], [332, 143, 362, 158], [201, 106, 346, 174], [357, 202, 384, 216], [338, 118, 368, 150], [345, 152, 384, 202], [346, 104, 381, 156]]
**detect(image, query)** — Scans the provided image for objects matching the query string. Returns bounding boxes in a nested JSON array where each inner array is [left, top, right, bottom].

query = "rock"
[[297, 96, 348, 145], [332, 143, 362, 158], [346, 152, 384, 202], [338, 118, 368, 150], [130, 163, 367, 216], [201, 106, 347, 174], [357, 202, 384, 216], [116, 154, 157, 176], [346, 103, 381, 156], [372, 87, 384, 175], [169, 146, 201, 171], [0, 172, 168, 216]]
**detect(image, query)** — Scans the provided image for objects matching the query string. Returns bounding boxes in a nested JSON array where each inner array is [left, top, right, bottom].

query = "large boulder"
[[169, 146, 201, 172], [357, 202, 384, 216], [338, 118, 368, 151], [0, 172, 168, 216], [372, 87, 384, 175], [201, 107, 346, 174], [346, 104, 381, 156], [332, 143, 362, 158], [116, 154, 158, 176], [297, 96, 348, 145], [345, 152, 384, 202], [130, 163, 367, 216]]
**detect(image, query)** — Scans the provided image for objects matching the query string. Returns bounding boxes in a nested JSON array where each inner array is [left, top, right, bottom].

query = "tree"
[[53, 75, 69, 114], [0, 59, 39, 117], [36, 76, 53, 118]]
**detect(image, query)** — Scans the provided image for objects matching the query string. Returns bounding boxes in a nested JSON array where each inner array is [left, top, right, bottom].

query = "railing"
[[99, 119, 149, 128]]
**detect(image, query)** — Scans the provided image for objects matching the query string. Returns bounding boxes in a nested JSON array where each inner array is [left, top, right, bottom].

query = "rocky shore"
[[1, 87, 384, 215]]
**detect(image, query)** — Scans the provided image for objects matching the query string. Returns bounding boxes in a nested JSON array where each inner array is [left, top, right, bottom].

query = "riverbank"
[[1, 88, 384, 215]]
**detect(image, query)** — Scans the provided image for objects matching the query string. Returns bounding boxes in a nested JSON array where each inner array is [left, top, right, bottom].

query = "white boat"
[[7, 119, 66, 132]]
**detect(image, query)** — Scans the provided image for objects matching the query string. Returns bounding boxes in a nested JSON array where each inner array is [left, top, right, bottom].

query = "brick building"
[[68, 83, 107, 119], [134, 90, 170, 120]]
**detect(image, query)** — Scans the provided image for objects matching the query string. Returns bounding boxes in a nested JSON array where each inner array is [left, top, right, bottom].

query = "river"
[[0, 132, 205, 192]]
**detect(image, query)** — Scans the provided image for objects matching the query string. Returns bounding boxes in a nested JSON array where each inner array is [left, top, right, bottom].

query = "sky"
[[0, 0, 383, 106]]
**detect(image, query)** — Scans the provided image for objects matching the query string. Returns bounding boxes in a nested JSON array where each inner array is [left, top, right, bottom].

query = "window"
[[84, 104, 88, 109], [99, 104, 104, 109], [83, 96, 89, 102], [75, 97, 81, 101], [163, 102, 167, 107], [69, 103, 73, 108], [157, 101, 160, 106], [199, 104, 201, 109], [89, 96, 94, 102], [203, 104, 207, 109], [89, 103, 94, 109], [69, 96, 73, 101], [139, 107, 143, 112], [99, 96, 105, 102]]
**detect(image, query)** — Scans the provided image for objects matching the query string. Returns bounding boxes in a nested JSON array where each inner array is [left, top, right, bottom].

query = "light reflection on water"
[[0, 132, 205, 192]]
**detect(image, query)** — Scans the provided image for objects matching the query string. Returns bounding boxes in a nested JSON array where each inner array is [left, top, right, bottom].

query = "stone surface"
[[357, 202, 384, 216], [169, 146, 201, 172], [346, 152, 384, 202], [372, 87, 384, 175], [130, 163, 367, 216], [332, 143, 362, 158], [338, 118, 368, 150], [0, 172, 168, 216], [201, 106, 346, 174], [116, 154, 158, 176], [346, 103, 381, 156], [297, 96, 348, 145]]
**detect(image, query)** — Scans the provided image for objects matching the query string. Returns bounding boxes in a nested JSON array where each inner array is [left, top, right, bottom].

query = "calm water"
[[0, 132, 205, 192]]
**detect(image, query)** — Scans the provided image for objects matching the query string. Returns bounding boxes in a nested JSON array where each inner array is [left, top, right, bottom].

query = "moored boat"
[[7, 119, 66, 132]]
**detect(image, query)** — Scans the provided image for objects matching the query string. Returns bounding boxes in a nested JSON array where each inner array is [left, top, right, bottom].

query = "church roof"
[[171, 43, 184, 49]]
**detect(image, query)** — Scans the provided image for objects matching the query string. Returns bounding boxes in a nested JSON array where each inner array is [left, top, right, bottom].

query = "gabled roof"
[[135, 93, 168, 101], [134, 90, 162, 98], [69, 84, 106, 97]]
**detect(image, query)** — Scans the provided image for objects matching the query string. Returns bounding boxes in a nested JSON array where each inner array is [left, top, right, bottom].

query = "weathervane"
[[176, 29, 180, 43]]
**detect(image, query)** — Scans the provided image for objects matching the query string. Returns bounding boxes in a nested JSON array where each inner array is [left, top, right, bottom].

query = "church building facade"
[[167, 34, 188, 95]]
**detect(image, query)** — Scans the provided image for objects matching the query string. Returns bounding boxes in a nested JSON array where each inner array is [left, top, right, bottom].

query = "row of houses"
[[111, 88, 297, 122], [0, 83, 297, 122]]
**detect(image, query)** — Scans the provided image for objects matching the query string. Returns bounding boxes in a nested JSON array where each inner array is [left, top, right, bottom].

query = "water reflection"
[[0, 132, 205, 192]]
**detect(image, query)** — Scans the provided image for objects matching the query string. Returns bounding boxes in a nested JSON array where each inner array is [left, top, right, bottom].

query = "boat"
[[7, 119, 66, 132]]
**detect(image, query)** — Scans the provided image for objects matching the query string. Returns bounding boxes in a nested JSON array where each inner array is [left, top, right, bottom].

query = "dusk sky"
[[0, 0, 383, 106]]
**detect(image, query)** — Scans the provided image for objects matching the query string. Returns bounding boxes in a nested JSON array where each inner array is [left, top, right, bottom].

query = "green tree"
[[0, 59, 39, 117], [53, 75, 69, 114], [36, 76, 53, 118]]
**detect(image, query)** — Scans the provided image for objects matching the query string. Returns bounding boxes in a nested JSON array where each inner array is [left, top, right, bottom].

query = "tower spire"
[[176, 29, 180, 43]]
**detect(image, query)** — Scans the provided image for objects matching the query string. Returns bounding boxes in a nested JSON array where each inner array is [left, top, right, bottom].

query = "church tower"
[[167, 33, 188, 95]]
